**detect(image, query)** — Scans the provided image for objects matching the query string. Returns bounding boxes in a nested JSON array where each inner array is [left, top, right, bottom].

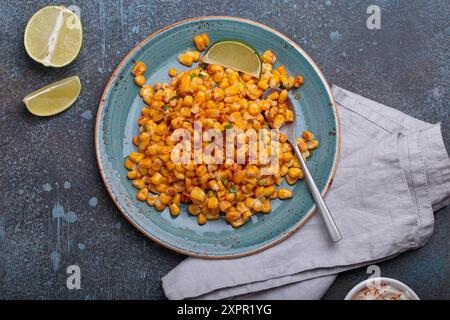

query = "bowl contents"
[[24, 6, 83, 67], [23, 76, 81, 116], [124, 34, 318, 228], [351, 280, 418, 300]]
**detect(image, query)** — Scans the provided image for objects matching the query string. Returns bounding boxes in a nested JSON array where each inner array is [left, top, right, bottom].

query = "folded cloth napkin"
[[162, 85, 450, 300]]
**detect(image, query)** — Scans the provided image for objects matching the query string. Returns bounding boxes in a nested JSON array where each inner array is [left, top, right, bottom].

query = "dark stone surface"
[[0, 0, 448, 299]]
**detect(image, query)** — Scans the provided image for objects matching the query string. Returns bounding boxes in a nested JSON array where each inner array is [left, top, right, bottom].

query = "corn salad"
[[126, 34, 318, 228]]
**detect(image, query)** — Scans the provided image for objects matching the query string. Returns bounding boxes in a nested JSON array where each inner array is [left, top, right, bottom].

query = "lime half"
[[23, 76, 81, 116], [24, 6, 83, 67], [202, 40, 261, 78]]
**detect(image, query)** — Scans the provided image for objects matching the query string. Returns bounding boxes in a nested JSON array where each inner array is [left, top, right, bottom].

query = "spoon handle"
[[293, 144, 342, 242]]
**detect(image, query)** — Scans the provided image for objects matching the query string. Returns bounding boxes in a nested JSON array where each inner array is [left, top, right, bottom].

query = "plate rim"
[[95, 16, 341, 259]]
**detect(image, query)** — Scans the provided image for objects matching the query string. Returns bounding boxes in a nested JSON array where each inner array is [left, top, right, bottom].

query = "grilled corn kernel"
[[132, 61, 147, 76], [129, 152, 145, 163], [147, 196, 157, 206], [156, 183, 168, 193], [307, 140, 319, 150], [248, 102, 261, 116], [124, 158, 135, 170], [273, 115, 286, 129], [172, 193, 181, 204], [132, 179, 146, 189], [257, 80, 269, 90], [288, 167, 303, 179], [140, 85, 154, 97], [278, 89, 288, 103], [275, 176, 283, 185], [232, 171, 246, 184], [154, 198, 166, 211], [219, 200, 231, 212], [168, 68, 177, 77], [225, 192, 236, 202], [277, 188, 293, 199], [285, 109, 294, 122], [207, 196, 219, 209], [285, 175, 298, 185], [178, 52, 194, 67], [197, 213, 207, 225], [252, 199, 263, 212], [265, 186, 277, 197], [246, 165, 260, 178], [143, 93, 153, 105], [269, 75, 280, 88], [146, 144, 158, 155], [127, 170, 141, 180], [295, 75, 304, 87], [155, 123, 168, 135], [159, 193, 172, 205], [136, 188, 149, 201], [209, 180, 219, 191], [230, 218, 244, 228], [188, 204, 201, 216], [245, 197, 255, 208], [191, 51, 201, 62], [255, 186, 266, 198], [190, 187, 206, 202], [262, 50, 276, 64], [262, 199, 271, 213], [298, 141, 309, 152], [302, 131, 314, 141], [226, 210, 241, 222], [169, 203, 180, 216], [150, 172, 163, 185], [139, 158, 152, 169], [193, 34, 210, 51], [134, 75, 146, 87], [274, 65, 285, 75], [171, 117, 183, 129], [242, 210, 252, 220]]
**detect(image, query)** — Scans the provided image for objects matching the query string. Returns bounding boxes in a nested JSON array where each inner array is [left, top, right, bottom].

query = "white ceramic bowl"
[[344, 277, 420, 300]]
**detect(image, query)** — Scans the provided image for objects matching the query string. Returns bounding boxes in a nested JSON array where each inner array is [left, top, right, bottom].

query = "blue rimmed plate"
[[95, 16, 340, 258]]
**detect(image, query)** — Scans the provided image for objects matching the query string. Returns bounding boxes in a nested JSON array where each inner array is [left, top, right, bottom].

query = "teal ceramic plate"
[[95, 17, 340, 258]]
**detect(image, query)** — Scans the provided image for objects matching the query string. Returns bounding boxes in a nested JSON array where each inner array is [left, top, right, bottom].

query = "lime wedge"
[[202, 40, 261, 78], [24, 6, 83, 67], [23, 76, 81, 116]]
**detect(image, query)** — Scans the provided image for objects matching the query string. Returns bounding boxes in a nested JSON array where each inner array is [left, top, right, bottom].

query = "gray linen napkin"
[[162, 85, 450, 300]]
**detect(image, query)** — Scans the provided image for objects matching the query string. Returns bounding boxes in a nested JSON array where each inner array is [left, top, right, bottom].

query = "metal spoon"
[[263, 88, 342, 242]]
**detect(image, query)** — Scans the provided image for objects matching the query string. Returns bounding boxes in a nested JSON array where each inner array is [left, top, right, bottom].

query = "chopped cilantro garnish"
[[229, 184, 236, 193], [207, 190, 216, 197], [190, 73, 198, 79], [221, 176, 228, 185], [225, 123, 233, 129]]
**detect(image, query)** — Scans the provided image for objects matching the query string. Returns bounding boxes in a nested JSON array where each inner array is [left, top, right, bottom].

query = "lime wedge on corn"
[[23, 76, 81, 116], [202, 40, 261, 78], [24, 6, 83, 67]]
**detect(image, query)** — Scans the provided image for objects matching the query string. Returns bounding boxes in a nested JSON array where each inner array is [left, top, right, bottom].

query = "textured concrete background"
[[0, 0, 448, 299]]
